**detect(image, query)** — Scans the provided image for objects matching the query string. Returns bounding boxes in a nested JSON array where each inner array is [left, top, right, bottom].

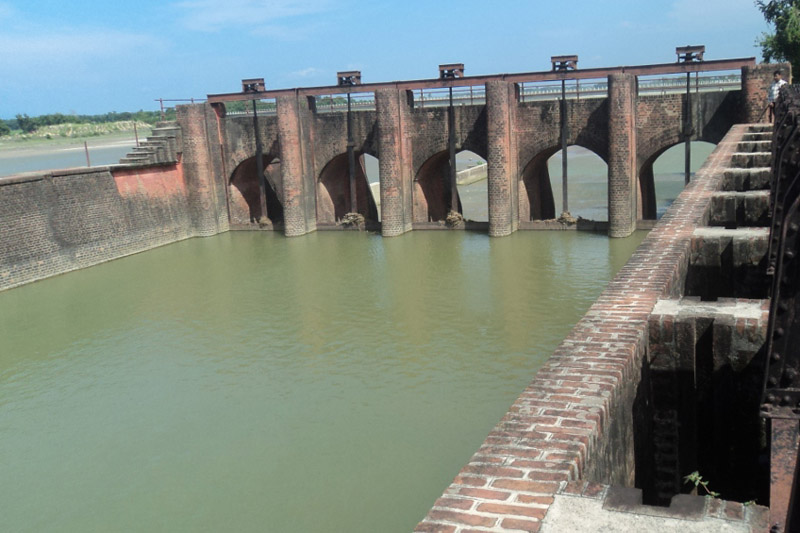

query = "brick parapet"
[[742, 63, 791, 123], [415, 124, 750, 532]]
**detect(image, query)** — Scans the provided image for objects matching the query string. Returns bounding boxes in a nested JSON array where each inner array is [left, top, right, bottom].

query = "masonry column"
[[176, 103, 229, 236], [277, 93, 315, 237], [742, 63, 792, 123], [607, 73, 637, 238], [376, 88, 413, 236], [486, 80, 518, 237]]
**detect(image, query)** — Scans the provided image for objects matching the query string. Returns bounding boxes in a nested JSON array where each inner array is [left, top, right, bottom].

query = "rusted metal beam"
[[762, 84, 800, 533], [769, 415, 800, 533], [206, 58, 756, 104]]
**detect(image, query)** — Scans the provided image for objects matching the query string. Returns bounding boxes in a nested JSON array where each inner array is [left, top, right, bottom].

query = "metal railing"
[[413, 85, 486, 109], [314, 92, 376, 113], [519, 79, 608, 102], [216, 72, 745, 116], [637, 72, 741, 96], [224, 99, 278, 116]]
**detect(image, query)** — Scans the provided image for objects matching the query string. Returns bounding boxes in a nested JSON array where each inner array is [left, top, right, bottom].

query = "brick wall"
[[376, 89, 414, 236], [177, 104, 229, 236], [608, 73, 637, 237], [276, 94, 316, 236], [0, 164, 194, 292], [486, 81, 518, 236], [414, 124, 751, 532], [742, 63, 791, 123]]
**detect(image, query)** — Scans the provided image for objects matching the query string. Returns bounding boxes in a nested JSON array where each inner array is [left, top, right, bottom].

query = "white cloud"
[[175, 0, 333, 32]]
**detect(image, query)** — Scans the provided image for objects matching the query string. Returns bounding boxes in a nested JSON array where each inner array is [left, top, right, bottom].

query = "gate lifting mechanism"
[[337, 71, 362, 217], [242, 78, 269, 222], [676, 45, 705, 184], [439, 63, 464, 216], [552, 55, 578, 214], [761, 84, 800, 533]]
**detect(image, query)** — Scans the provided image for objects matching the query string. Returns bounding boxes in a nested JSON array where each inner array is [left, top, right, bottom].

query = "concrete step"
[[730, 152, 771, 168], [736, 140, 772, 153], [687, 227, 770, 299], [721, 168, 771, 191], [748, 124, 773, 133], [708, 190, 770, 228], [742, 132, 771, 141]]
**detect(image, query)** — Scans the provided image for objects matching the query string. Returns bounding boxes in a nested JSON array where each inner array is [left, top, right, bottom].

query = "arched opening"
[[414, 150, 462, 223], [228, 154, 283, 227], [520, 147, 557, 221], [455, 151, 488, 222], [520, 146, 608, 221], [363, 153, 381, 222], [317, 152, 379, 225], [639, 141, 716, 219]]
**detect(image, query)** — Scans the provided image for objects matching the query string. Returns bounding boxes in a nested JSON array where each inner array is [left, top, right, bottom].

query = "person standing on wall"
[[768, 69, 788, 123]]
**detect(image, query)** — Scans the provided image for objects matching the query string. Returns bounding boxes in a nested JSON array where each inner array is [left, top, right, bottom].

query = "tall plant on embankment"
[[756, 0, 800, 76]]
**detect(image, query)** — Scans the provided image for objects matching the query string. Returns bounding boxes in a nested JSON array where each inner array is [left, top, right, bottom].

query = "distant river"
[[0, 140, 711, 532], [0, 138, 137, 176]]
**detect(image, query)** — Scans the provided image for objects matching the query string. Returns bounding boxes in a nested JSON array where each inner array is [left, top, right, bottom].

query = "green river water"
[[0, 143, 712, 532]]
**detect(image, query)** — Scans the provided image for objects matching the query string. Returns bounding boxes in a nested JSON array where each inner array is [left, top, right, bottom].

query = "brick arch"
[[316, 151, 378, 225], [638, 136, 718, 220], [413, 150, 463, 222], [519, 144, 607, 221], [228, 153, 283, 226]]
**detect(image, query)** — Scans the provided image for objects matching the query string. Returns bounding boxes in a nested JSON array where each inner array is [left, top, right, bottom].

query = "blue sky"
[[0, 0, 771, 118]]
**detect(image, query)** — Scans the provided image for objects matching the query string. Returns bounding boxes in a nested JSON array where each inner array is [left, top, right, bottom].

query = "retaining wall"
[[0, 163, 195, 292]]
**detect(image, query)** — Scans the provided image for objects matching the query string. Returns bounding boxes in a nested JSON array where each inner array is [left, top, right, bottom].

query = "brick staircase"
[[646, 123, 773, 506], [118, 122, 182, 166]]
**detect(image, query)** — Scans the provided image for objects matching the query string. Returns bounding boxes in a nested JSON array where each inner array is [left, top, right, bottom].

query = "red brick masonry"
[[415, 124, 752, 532]]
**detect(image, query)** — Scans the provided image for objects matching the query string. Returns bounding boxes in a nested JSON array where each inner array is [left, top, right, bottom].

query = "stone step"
[[742, 132, 772, 141], [708, 190, 770, 228], [730, 152, 771, 168], [721, 167, 771, 191], [736, 140, 772, 153], [687, 227, 770, 299], [748, 123, 773, 133]]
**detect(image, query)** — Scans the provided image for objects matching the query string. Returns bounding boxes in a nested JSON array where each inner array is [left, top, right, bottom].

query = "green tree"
[[0, 121, 9, 136], [15, 113, 36, 133], [756, 0, 800, 75]]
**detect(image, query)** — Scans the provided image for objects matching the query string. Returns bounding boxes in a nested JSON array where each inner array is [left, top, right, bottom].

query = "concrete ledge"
[[539, 482, 768, 533], [708, 191, 770, 227]]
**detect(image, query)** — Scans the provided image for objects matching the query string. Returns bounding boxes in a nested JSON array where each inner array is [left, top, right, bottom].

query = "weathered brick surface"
[[0, 164, 194, 291], [487, 81, 518, 236], [276, 94, 316, 236], [176, 104, 229, 236], [742, 63, 791, 123], [608, 73, 637, 237], [415, 124, 753, 532], [376, 88, 414, 236]]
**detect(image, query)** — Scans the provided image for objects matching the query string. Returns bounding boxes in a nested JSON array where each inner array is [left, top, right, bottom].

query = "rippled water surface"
[[0, 230, 645, 532]]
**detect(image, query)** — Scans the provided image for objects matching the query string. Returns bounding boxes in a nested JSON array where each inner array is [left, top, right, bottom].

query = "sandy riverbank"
[[0, 131, 148, 159]]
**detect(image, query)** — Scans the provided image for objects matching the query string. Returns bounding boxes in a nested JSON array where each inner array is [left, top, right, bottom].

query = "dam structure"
[[0, 54, 792, 531]]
